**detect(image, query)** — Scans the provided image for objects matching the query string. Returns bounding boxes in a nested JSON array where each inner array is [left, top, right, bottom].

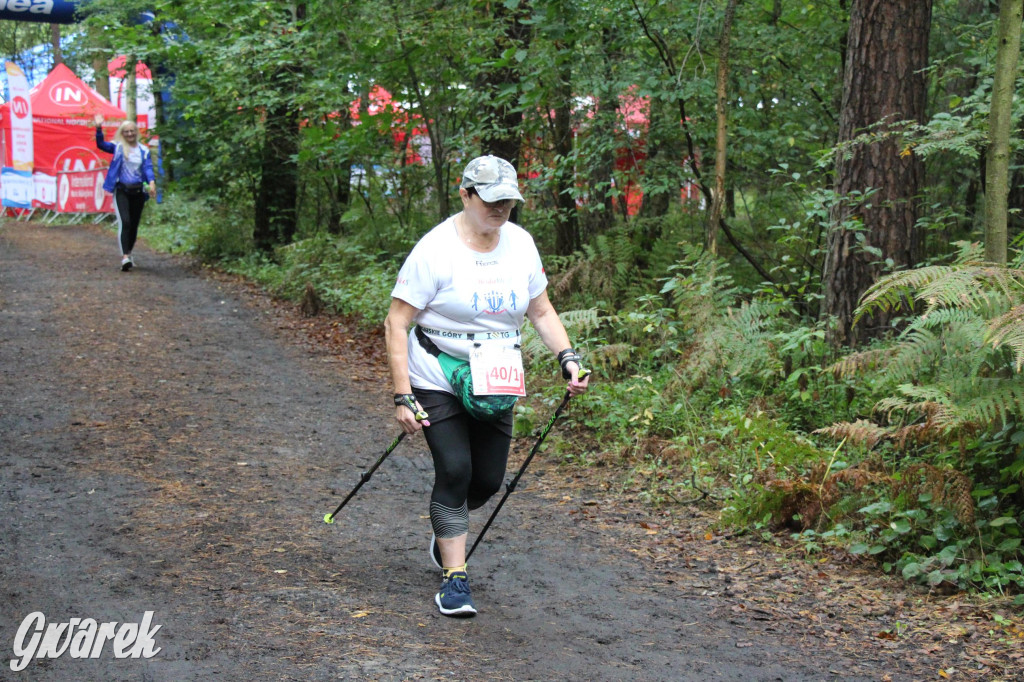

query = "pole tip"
[[323, 513, 334, 524]]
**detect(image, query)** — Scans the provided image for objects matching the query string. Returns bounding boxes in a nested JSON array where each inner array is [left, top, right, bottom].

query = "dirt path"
[[0, 220, 1016, 682]]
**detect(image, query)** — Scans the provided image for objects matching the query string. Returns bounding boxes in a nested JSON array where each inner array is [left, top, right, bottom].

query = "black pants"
[[114, 186, 147, 255], [415, 389, 513, 511]]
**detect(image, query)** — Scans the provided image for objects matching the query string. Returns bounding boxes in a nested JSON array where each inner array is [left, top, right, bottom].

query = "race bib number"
[[469, 345, 526, 396]]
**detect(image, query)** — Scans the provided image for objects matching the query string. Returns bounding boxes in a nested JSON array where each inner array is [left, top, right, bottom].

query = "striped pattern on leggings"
[[430, 500, 469, 539]]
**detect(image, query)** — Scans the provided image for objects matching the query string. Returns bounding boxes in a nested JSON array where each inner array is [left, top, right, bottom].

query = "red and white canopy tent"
[[0, 63, 144, 215]]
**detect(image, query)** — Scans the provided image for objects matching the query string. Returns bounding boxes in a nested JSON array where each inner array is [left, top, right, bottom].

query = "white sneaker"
[[121, 255, 133, 271]]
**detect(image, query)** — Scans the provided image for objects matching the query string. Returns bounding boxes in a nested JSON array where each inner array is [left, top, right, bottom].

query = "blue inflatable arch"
[[0, 1, 86, 24]]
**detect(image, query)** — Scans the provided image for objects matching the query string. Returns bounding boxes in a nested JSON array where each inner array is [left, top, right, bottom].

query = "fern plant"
[[824, 242, 1024, 448], [813, 243, 1024, 592]]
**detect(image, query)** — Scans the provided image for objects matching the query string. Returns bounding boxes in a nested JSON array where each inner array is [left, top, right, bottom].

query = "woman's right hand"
[[395, 401, 430, 434], [93, 113, 104, 126]]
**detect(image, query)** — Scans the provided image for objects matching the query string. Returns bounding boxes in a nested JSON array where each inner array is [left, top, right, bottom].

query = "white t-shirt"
[[391, 216, 549, 393], [119, 145, 144, 185]]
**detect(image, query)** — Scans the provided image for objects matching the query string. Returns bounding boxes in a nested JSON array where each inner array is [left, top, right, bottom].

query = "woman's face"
[[460, 189, 514, 231], [121, 124, 139, 143]]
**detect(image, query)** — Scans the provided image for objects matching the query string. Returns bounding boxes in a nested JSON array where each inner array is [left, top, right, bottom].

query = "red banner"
[[54, 168, 113, 213]]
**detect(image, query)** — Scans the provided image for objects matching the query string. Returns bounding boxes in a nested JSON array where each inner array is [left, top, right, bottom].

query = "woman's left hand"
[[147, 183, 157, 199]]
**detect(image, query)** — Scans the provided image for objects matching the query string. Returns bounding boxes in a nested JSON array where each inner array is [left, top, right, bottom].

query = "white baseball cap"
[[459, 155, 524, 203]]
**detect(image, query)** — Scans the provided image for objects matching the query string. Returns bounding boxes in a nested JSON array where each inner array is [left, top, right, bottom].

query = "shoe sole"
[[435, 593, 476, 617], [121, 262, 133, 271], [429, 534, 442, 569]]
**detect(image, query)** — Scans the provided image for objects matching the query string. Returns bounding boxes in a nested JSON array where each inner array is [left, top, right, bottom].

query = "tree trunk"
[[481, 1, 530, 167], [125, 56, 137, 121], [50, 24, 63, 66], [552, 53, 580, 255], [707, 0, 739, 256], [254, 101, 300, 251], [583, 27, 619, 238], [92, 55, 110, 100], [822, 0, 932, 346], [252, 4, 304, 252], [638, 96, 672, 223], [325, 84, 353, 235], [983, 0, 1023, 265]]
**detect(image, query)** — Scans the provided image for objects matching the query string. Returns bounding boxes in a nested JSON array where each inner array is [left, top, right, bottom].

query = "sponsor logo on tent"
[[48, 81, 86, 107]]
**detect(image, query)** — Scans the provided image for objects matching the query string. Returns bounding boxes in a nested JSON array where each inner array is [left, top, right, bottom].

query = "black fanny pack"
[[415, 325, 518, 422], [118, 182, 145, 195]]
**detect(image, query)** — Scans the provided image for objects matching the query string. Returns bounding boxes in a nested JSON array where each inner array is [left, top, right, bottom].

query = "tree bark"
[[125, 56, 137, 121], [707, 0, 740, 256], [253, 4, 305, 252], [253, 99, 300, 252], [481, 1, 531, 167], [49, 24, 62, 66], [822, 0, 932, 346], [92, 55, 110, 100], [552, 52, 580, 255], [983, 0, 1023, 264], [583, 27, 619, 238]]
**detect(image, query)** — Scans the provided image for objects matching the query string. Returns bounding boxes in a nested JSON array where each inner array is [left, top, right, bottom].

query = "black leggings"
[[113, 186, 147, 255], [420, 405, 512, 512]]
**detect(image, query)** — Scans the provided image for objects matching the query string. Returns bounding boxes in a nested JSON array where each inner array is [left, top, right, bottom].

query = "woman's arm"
[[141, 149, 157, 198], [93, 114, 115, 153], [384, 297, 428, 432], [526, 290, 590, 395], [94, 127, 115, 154]]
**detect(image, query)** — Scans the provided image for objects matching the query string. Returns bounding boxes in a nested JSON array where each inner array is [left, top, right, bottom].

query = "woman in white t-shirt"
[[385, 155, 590, 617]]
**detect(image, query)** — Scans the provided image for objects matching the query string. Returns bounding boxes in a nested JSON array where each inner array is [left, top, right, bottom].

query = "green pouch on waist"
[[436, 351, 518, 423]]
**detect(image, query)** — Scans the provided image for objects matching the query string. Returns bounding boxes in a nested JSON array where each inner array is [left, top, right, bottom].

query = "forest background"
[[4, 0, 1024, 605]]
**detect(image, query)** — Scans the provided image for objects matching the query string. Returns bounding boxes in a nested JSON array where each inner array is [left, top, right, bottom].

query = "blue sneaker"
[[429, 533, 443, 569], [435, 571, 477, 617]]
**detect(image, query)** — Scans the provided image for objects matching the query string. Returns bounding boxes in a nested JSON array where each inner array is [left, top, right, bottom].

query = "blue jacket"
[[95, 127, 156, 195]]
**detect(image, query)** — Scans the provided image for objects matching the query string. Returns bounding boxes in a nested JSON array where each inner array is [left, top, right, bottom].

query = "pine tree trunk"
[[253, 101, 299, 252], [822, 0, 932, 346]]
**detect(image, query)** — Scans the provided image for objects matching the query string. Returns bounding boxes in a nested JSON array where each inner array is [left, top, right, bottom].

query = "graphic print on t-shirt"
[[473, 288, 521, 314], [468, 258, 523, 316]]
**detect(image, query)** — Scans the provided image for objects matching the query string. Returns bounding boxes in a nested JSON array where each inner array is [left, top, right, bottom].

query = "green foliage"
[[545, 229, 653, 310], [145, 193, 252, 260], [849, 491, 1023, 593], [229, 233, 398, 325], [806, 245, 1024, 593], [833, 244, 1024, 441]]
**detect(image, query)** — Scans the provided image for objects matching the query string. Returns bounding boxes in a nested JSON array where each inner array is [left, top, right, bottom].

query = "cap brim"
[[476, 184, 524, 203]]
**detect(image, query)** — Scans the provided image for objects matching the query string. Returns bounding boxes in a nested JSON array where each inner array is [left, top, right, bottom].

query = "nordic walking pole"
[[323, 398, 428, 524], [466, 368, 591, 559]]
